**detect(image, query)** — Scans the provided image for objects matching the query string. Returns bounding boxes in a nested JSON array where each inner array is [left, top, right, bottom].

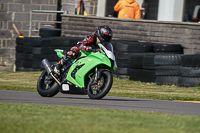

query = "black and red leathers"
[[55, 31, 97, 71]]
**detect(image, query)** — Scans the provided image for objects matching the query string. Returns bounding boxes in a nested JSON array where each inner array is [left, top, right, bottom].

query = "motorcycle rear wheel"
[[87, 70, 113, 99], [37, 70, 59, 97]]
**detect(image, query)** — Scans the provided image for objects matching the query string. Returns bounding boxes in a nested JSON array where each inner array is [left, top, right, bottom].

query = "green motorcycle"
[[37, 43, 117, 99]]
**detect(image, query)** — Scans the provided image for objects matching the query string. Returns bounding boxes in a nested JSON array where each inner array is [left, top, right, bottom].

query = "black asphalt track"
[[0, 90, 200, 115]]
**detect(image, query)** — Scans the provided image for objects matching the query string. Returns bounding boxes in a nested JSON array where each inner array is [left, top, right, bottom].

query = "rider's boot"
[[54, 47, 80, 75], [54, 57, 70, 75], [54, 63, 62, 75]]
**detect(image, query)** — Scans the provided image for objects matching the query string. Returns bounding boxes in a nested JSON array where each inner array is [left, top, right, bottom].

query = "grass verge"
[[0, 71, 200, 101], [1, 102, 200, 133]]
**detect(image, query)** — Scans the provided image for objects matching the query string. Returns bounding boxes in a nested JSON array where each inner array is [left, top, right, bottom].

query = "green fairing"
[[54, 45, 115, 88], [66, 51, 112, 88], [54, 49, 64, 58]]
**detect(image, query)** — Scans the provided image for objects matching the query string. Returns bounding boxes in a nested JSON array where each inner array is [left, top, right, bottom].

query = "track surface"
[[0, 90, 200, 115]]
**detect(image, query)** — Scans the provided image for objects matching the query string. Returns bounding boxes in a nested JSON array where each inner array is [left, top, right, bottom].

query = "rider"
[[54, 25, 113, 74]]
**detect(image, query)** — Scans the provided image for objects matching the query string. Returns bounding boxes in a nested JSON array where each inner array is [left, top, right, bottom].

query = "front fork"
[[92, 66, 100, 85]]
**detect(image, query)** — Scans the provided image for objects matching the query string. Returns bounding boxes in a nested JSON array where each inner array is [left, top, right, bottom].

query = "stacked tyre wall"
[[16, 37, 200, 87], [112, 41, 183, 83], [112, 41, 200, 87], [15, 37, 82, 71], [178, 55, 200, 87], [154, 54, 182, 85]]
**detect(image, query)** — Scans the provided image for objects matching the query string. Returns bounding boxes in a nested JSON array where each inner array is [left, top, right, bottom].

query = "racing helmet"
[[97, 25, 113, 43]]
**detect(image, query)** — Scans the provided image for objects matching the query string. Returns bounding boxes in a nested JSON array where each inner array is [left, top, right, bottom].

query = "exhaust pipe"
[[42, 59, 53, 74], [42, 59, 61, 85]]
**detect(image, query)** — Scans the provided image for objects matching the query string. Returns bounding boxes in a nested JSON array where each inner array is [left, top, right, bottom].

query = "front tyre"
[[87, 70, 113, 99], [37, 70, 59, 97]]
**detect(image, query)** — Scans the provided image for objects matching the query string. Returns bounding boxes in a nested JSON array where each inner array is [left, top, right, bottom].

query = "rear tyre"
[[37, 70, 59, 97], [87, 70, 113, 99]]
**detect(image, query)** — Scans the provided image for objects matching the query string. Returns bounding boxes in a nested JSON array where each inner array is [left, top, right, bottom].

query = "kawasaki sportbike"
[[37, 42, 117, 99]]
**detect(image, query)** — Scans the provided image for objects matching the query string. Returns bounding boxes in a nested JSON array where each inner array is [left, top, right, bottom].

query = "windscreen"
[[102, 42, 113, 52]]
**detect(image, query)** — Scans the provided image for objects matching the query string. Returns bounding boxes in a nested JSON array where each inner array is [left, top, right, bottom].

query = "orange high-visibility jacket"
[[114, 0, 141, 19]]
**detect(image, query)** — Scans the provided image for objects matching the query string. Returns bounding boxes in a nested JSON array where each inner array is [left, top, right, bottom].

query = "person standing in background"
[[141, 0, 148, 19], [114, 0, 141, 19], [192, 5, 200, 22]]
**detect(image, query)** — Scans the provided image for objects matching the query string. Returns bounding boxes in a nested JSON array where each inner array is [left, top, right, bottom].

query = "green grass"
[[1, 72, 200, 133], [1, 102, 200, 133], [110, 78, 200, 101], [0, 71, 38, 91], [0, 71, 200, 101]]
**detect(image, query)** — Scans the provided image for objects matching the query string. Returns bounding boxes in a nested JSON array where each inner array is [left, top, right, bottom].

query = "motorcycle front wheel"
[[37, 70, 59, 97], [87, 70, 113, 99]]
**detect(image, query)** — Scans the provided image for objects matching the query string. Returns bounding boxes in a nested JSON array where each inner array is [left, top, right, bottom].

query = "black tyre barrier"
[[23, 37, 41, 46], [129, 69, 143, 82], [32, 47, 53, 54], [16, 37, 24, 45], [39, 28, 61, 38], [32, 61, 57, 69], [23, 46, 33, 54], [16, 49, 24, 69], [111, 40, 139, 51], [154, 54, 182, 66], [179, 66, 200, 77], [110, 40, 118, 51], [16, 53, 24, 60], [15, 37, 84, 74], [156, 66, 179, 76], [178, 77, 200, 87], [116, 59, 130, 68], [32, 47, 70, 55], [116, 42, 154, 52], [30, 38, 44, 47], [112, 40, 139, 50], [143, 70, 156, 83], [32, 54, 59, 62], [113, 67, 129, 75], [43, 37, 61, 47], [154, 43, 183, 54], [115, 52, 134, 60], [16, 60, 24, 67], [156, 76, 179, 85], [17, 37, 200, 88], [23, 68, 34, 71], [24, 54, 34, 61], [129, 54, 145, 69], [129, 69, 156, 82], [23, 61, 32, 68], [24, 37, 70, 48], [142, 54, 157, 70], [112, 39, 138, 42], [113, 74, 129, 79], [31, 61, 43, 69], [181, 55, 200, 67], [16, 45, 24, 53], [16, 67, 24, 71], [48, 37, 82, 47]]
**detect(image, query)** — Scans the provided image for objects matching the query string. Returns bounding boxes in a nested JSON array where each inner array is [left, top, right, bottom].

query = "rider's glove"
[[82, 46, 92, 52], [67, 51, 75, 58]]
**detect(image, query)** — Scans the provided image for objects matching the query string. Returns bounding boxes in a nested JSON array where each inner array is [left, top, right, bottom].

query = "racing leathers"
[[54, 31, 98, 74]]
